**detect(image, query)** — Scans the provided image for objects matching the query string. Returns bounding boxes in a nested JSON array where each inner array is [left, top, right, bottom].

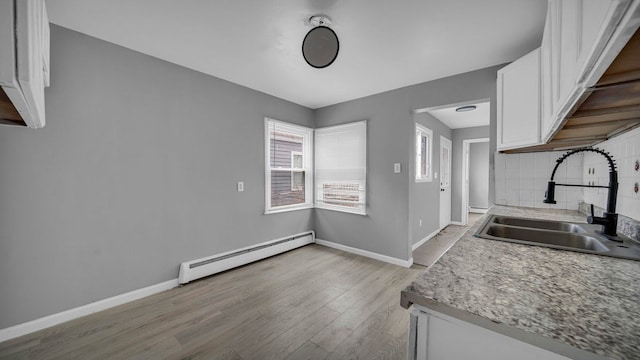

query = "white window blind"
[[265, 118, 313, 213], [315, 121, 367, 215]]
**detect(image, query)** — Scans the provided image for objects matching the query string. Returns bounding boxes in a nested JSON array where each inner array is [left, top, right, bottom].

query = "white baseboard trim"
[[0, 278, 179, 343], [315, 239, 412, 268], [469, 208, 488, 214], [450, 221, 464, 226], [412, 228, 441, 251]]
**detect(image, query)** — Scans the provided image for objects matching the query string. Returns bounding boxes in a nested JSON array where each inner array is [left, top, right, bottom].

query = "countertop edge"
[[401, 290, 607, 360]]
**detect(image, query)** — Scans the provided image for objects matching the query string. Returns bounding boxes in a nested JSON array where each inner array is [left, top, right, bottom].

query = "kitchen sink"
[[475, 215, 640, 261], [484, 225, 608, 251], [491, 216, 585, 233]]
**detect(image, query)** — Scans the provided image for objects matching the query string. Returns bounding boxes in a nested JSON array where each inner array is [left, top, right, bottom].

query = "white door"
[[439, 136, 452, 229]]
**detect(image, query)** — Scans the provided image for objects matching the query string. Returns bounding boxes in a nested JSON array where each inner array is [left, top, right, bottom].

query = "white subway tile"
[[555, 166, 568, 182], [566, 177, 582, 186], [566, 166, 582, 178], [565, 153, 583, 167], [506, 190, 519, 206], [520, 200, 534, 208], [556, 189, 567, 202], [495, 153, 506, 180], [566, 201, 579, 210], [519, 190, 534, 201], [520, 178, 535, 190], [506, 178, 520, 191]]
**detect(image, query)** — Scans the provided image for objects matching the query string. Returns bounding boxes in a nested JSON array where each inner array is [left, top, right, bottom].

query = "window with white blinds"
[[265, 118, 313, 213], [315, 121, 367, 215]]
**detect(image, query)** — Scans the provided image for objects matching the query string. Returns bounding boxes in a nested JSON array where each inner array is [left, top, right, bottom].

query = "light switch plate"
[[434, 172, 438, 179], [237, 181, 244, 192], [394, 163, 401, 173]]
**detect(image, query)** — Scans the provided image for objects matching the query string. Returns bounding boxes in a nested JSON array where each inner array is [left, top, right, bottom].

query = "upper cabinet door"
[[0, 1, 17, 87], [540, 6, 556, 139], [550, 0, 583, 120], [497, 48, 542, 151], [542, 0, 629, 142], [576, 0, 631, 87]]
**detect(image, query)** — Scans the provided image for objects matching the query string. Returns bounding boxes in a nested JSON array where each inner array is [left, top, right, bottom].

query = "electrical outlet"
[[394, 163, 401, 173], [237, 181, 244, 192]]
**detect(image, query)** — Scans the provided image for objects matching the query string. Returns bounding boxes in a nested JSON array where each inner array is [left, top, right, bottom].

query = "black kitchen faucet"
[[543, 147, 620, 239]]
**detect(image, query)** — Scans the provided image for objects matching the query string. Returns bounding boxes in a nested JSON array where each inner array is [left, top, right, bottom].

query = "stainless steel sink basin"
[[484, 225, 608, 251], [491, 216, 585, 233], [475, 215, 640, 261]]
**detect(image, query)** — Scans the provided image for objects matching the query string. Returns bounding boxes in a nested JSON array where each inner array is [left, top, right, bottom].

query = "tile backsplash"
[[495, 151, 583, 210], [494, 126, 640, 220], [583, 126, 640, 221]]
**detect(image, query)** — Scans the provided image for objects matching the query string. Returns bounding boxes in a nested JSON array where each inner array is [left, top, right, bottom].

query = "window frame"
[[264, 118, 314, 214], [415, 123, 433, 183], [314, 120, 367, 216], [290, 151, 304, 191]]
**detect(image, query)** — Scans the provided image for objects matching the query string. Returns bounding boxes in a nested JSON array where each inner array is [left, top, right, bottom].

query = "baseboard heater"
[[178, 231, 315, 284]]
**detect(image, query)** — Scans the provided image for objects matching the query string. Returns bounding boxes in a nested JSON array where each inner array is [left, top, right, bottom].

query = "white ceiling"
[[426, 101, 490, 129], [47, 0, 547, 109]]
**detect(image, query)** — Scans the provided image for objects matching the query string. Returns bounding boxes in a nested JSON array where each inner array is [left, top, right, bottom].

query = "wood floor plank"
[[243, 306, 340, 360], [0, 336, 40, 359], [167, 346, 244, 360], [283, 340, 328, 360], [179, 284, 345, 357], [328, 303, 407, 360], [0, 245, 426, 360]]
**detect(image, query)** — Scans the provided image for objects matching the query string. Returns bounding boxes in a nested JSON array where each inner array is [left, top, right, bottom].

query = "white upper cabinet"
[[499, 0, 636, 149], [497, 48, 541, 151], [543, 0, 629, 141], [0, 0, 50, 128]]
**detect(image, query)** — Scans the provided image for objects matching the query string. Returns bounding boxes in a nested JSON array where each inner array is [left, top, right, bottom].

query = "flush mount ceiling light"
[[455, 105, 477, 112], [302, 15, 339, 69]]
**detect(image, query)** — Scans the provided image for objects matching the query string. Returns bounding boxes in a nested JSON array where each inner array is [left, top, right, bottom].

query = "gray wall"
[[469, 141, 490, 209], [0, 26, 314, 329], [314, 89, 413, 261], [451, 126, 491, 221], [315, 66, 502, 260], [412, 113, 452, 245]]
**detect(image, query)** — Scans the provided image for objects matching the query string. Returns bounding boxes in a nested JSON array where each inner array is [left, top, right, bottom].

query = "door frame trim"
[[461, 137, 489, 225], [439, 136, 452, 229]]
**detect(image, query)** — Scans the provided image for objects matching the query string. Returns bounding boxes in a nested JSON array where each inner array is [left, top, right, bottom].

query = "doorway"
[[462, 138, 490, 225], [439, 136, 452, 229]]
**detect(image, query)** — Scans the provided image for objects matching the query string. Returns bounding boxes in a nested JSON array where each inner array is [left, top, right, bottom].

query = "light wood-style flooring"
[[412, 225, 467, 268], [412, 212, 484, 268], [0, 245, 425, 360]]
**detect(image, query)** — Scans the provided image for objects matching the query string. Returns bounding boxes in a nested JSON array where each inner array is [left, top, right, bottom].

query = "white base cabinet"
[[408, 306, 572, 360]]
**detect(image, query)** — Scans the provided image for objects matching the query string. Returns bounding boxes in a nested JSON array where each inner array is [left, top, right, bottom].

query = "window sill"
[[264, 204, 314, 215], [415, 178, 433, 183]]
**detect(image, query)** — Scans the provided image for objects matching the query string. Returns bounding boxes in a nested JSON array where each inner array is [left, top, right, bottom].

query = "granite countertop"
[[401, 205, 640, 360]]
